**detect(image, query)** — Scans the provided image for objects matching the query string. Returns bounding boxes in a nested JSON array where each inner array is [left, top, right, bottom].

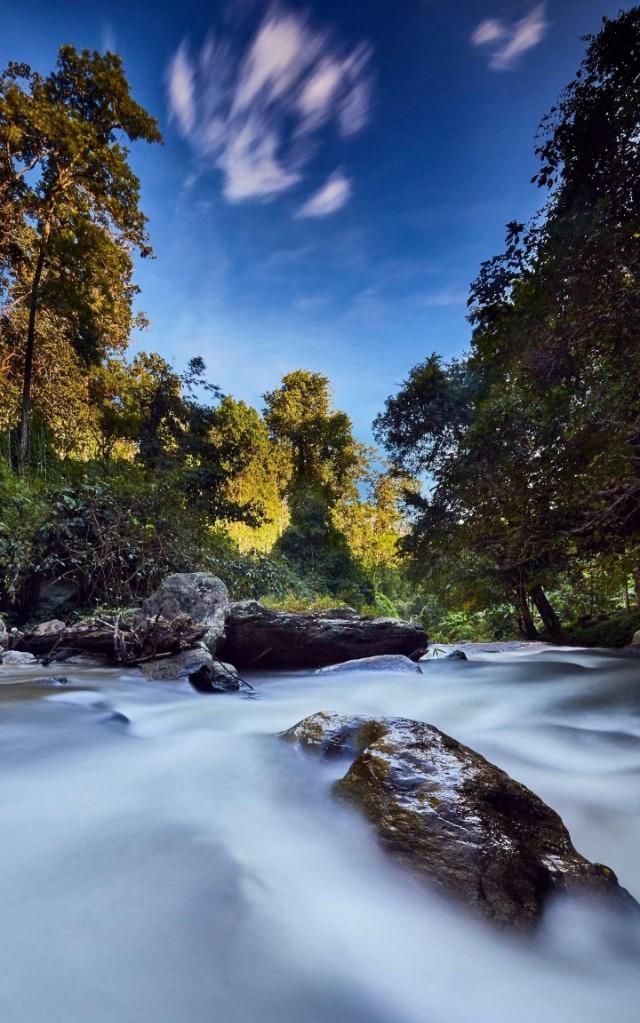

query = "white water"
[[0, 645, 639, 1022]]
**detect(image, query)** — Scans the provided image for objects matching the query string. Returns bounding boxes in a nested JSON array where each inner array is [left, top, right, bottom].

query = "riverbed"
[[0, 645, 639, 1022]]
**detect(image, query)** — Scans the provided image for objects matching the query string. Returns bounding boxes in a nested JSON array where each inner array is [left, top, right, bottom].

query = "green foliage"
[[375, 8, 640, 642], [0, 45, 161, 462], [560, 611, 640, 649]]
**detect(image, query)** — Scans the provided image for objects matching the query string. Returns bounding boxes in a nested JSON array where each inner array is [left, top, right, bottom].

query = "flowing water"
[[0, 645, 639, 1022]]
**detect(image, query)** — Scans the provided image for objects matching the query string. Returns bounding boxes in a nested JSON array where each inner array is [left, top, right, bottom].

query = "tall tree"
[[0, 46, 161, 466]]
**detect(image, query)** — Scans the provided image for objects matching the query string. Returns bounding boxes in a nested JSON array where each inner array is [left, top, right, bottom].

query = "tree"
[[0, 46, 161, 467], [264, 371, 372, 603], [264, 371, 364, 503]]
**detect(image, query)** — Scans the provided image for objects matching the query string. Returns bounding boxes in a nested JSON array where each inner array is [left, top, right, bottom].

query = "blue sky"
[[0, 0, 631, 438]]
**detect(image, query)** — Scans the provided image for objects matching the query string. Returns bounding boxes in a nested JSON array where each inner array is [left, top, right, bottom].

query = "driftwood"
[[17, 614, 207, 666]]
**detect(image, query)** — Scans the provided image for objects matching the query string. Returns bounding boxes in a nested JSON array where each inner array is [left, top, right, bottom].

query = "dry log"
[[16, 614, 207, 665]]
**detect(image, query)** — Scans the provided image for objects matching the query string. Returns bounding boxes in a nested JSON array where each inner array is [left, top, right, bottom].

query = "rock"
[[631, 629, 640, 647], [101, 711, 130, 727], [189, 660, 241, 693], [142, 573, 229, 652], [1, 650, 37, 666], [37, 676, 69, 686], [445, 649, 468, 660], [62, 654, 110, 667], [139, 646, 213, 681], [316, 654, 423, 675], [221, 601, 428, 670], [31, 619, 66, 637], [34, 579, 78, 619], [283, 712, 637, 929]]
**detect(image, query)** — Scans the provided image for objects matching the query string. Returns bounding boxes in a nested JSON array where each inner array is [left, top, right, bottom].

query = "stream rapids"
[[0, 644, 639, 1022]]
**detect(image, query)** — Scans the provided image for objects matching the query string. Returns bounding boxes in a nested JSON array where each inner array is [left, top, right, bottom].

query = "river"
[[0, 644, 638, 1022]]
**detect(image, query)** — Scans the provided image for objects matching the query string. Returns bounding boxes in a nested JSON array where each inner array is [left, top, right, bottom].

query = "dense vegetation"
[[376, 9, 640, 645], [1, 11, 640, 645]]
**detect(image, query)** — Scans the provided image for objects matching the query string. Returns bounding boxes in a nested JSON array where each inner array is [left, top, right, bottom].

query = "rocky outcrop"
[[283, 712, 637, 929], [142, 573, 229, 652], [220, 601, 427, 670], [316, 654, 423, 675]]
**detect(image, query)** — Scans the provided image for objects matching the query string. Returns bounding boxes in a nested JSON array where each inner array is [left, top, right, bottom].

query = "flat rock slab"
[[283, 712, 637, 929], [221, 601, 427, 670], [139, 646, 213, 681], [316, 654, 422, 675]]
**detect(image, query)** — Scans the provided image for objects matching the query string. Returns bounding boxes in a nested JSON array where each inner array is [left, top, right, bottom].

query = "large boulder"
[[220, 601, 427, 670], [142, 573, 229, 652], [283, 713, 637, 929]]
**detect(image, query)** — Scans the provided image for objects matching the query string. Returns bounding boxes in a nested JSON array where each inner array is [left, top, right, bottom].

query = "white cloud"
[[471, 19, 506, 47], [296, 170, 352, 218], [165, 4, 373, 205], [166, 41, 196, 136], [471, 4, 548, 71]]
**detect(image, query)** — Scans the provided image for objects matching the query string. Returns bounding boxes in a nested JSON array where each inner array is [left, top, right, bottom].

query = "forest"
[[1, 8, 639, 646]]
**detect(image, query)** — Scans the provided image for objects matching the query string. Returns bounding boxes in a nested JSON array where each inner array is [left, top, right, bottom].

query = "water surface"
[[0, 645, 639, 1022]]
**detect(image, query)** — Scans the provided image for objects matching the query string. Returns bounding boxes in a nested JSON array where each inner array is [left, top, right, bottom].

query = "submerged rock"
[[283, 712, 637, 929], [444, 649, 468, 661], [316, 654, 423, 675], [139, 646, 213, 681], [221, 601, 427, 670], [188, 660, 241, 693], [142, 573, 229, 652]]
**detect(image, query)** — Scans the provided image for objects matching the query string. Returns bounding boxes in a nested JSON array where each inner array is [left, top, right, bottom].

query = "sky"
[[0, 0, 632, 439]]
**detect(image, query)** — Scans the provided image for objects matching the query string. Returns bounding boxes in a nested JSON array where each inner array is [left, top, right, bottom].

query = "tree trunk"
[[18, 217, 51, 470], [514, 584, 538, 640], [530, 584, 563, 641], [634, 568, 640, 610]]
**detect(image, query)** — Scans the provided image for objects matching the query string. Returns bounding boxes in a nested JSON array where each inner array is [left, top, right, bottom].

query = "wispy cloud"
[[166, 4, 374, 207], [100, 21, 117, 54], [471, 4, 548, 70], [296, 170, 351, 218], [166, 41, 196, 136], [415, 287, 468, 307]]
